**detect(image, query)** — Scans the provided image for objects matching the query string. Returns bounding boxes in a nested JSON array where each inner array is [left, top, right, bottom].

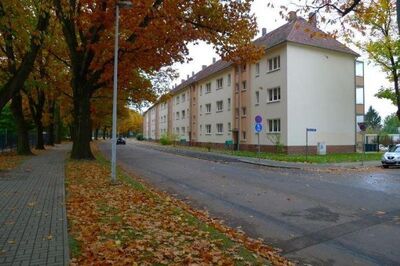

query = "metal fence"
[[0, 131, 45, 152]]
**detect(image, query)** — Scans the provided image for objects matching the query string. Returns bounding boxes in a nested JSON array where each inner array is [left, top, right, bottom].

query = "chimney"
[[308, 12, 317, 27], [202, 65, 207, 70], [192, 71, 195, 76], [187, 74, 190, 79], [288, 11, 297, 22], [181, 79, 185, 83], [212, 57, 216, 64], [261, 27, 267, 36]]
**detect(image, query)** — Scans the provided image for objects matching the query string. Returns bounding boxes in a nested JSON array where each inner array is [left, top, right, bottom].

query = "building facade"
[[143, 13, 364, 154]]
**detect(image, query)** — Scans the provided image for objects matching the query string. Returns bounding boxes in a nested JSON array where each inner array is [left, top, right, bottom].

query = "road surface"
[[98, 140, 400, 266]]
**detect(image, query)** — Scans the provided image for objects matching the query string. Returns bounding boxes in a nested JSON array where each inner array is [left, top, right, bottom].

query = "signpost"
[[255, 116, 263, 161], [358, 122, 367, 166], [306, 128, 317, 161]]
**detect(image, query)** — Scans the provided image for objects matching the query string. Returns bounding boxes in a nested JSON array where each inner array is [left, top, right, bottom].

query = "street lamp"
[[111, 0, 133, 184]]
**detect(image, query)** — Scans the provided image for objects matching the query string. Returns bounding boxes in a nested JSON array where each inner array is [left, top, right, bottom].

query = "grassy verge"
[[65, 145, 291, 265], [147, 141, 382, 164]]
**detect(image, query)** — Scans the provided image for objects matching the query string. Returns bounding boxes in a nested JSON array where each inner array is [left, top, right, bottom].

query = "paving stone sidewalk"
[[0, 144, 70, 266]]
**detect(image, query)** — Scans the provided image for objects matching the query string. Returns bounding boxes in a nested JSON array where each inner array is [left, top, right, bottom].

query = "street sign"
[[255, 115, 262, 124], [307, 128, 317, 132], [358, 122, 366, 132], [255, 123, 262, 133]]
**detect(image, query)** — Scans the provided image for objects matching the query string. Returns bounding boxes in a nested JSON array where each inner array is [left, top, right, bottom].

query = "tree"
[[365, 106, 382, 131], [52, 0, 263, 159], [0, 1, 50, 112], [382, 113, 400, 133]]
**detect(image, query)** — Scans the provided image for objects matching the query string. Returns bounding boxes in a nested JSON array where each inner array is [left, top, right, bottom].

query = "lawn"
[[65, 146, 291, 265]]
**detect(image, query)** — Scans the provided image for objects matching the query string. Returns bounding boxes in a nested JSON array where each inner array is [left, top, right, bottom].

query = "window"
[[200, 105, 202, 113], [255, 91, 260, 105], [356, 61, 364, 77], [356, 87, 364, 104], [255, 63, 260, 77], [217, 78, 223, 89], [176, 96, 180, 104], [268, 119, 281, 133], [200, 125, 202, 134], [205, 124, 212, 134], [205, 103, 211, 113], [227, 98, 231, 110], [200, 86, 203, 96], [182, 93, 186, 102], [356, 115, 364, 123], [227, 122, 231, 132], [242, 107, 247, 116], [182, 110, 185, 119], [235, 83, 239, 92], [227, 74, 231, 86], [176, 127, 180, 134], [268, 87, 281, 102], [176, 112, 180, 120], [242, 64, 246, 71], [216, 101, 223, 112], [216, 123, 223, 134], [242, 81, 247, 91], [235, 108, 239, 117], [206, 83, 211, 93], [268, 56, 280, 72], [242, 131, 247, 140], [181, 127, 185, 135]]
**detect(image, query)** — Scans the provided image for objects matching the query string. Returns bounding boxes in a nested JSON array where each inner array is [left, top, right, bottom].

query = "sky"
[[170, 0, 396, 120]]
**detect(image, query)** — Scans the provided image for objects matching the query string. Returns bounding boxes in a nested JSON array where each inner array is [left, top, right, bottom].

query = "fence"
[[0, 131, 47, 152]]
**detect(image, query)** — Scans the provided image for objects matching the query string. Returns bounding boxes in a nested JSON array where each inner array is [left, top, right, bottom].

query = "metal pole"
[[257, 132, 260, 162], [362, 132, 365, 166], [111, 5, 120, 184], [306, 129, 308, 161]]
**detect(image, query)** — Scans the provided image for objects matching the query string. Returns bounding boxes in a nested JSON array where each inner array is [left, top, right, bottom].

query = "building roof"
[[165, 15, 359, 96]]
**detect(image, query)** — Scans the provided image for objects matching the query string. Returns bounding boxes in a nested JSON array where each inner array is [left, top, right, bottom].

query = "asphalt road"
[[98, 140, 400, 266]]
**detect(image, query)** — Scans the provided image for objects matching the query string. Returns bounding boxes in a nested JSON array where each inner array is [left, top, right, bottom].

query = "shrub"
[[160, 134, 172, 145], [136, 133, 144, 141]]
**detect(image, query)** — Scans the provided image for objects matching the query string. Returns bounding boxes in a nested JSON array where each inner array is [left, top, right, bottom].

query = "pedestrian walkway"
[[0, 144, 69, 266]]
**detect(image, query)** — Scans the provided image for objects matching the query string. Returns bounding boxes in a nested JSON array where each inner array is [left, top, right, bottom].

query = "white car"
[[381, 144, 400, 168]]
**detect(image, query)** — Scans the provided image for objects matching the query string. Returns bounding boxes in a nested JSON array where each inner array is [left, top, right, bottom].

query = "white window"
[[242, 81, 246, 91], [268, 119, 281, 133], [268, 87, 281, 102], [356, 61, 364, 77], [176, 96, 180, 104], [227, 122, 231, 132], [227, 74, 231, 86], [255, 63, 260, 77], [356, 87, 364, 104], [255, 91, 260, 105], [176, 127, 180, 134], [356, 115, 364, 123], [200, 105, 203, 113], [200, 86, 203, 96], [182, 93, 186, 102], [206, 83, 211, 93], [182, 110, 185, 119], [217, 78, 223, 89], [216, 123, 223, 134], [206, 103, 211, 113], [268, 56, 280, 72], [176, 112, 180, 120], [216, 101, 223, 112], [242, 107, 247, 116], [206, 124, 212, 134], [181, 127, 185, 135], [200, 124, 202, 134], [227, 98, 231, 110]]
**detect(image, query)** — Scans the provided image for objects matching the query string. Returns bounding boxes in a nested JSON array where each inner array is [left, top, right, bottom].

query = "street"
[[98, 140, 400, 266]]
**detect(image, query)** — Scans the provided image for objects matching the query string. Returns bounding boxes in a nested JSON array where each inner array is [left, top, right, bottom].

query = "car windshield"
[[388, 146, 400, 153]]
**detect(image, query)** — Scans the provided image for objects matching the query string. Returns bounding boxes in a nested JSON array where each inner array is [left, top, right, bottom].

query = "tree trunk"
[[54, 103, 62, 144], [95, 128, 99, 140], [10, 93, 32, 155], [36, 122, 45, 149], [47, 101, 55, 146], [102, 127, 106, 140], [70, 90, 94, 159]]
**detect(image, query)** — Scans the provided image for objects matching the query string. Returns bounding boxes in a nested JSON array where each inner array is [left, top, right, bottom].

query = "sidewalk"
[[134, 140, 381, 170], [0, 144, 69, 266]]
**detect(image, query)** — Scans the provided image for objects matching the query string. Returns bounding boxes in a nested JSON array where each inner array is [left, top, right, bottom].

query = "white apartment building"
[[143, 13, 364, 154]]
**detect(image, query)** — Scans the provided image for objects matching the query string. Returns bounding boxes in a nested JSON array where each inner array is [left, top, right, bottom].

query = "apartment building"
[[143, 12, 364, 154]]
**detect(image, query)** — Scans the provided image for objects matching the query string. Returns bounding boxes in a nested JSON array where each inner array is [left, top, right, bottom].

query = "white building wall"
[[250, 45, 288, 146], [197, 68, 234, 143], [149, 108, 156, 140], [172, 88, 190, 141], [158, 101, 168, 138], [286, 43, 356, 146]]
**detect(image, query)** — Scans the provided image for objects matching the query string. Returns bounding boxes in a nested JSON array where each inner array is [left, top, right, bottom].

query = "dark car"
[[116, 137, 126, 145]]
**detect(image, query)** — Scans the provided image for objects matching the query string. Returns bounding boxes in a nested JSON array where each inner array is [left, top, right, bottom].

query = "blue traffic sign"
[[307, 128, 317, 132], [255, 123, 262, 133], [255, 115, 262, 123]]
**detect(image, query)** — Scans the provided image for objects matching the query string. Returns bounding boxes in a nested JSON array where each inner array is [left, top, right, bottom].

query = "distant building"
[[143, 12, 364, 154]]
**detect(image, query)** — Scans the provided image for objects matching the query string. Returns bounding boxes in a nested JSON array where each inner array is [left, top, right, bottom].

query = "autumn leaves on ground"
[[66, 144, 291, 265]]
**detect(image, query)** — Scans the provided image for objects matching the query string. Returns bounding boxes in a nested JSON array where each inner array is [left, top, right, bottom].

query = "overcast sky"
[[170, 0, 396, 120]]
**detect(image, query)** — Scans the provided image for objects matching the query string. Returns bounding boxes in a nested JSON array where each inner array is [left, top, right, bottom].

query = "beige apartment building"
[[143, 13, 365, 154]]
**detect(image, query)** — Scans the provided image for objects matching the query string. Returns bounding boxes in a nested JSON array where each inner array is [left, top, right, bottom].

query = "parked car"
[[381, 144, 400, 168], [379, 144, 388, 152], [116, 137, 126, 145]]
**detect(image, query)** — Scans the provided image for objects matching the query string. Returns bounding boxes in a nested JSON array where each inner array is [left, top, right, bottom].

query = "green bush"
[[136, 133, 144, 141], [160, 134, 172, 145]]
